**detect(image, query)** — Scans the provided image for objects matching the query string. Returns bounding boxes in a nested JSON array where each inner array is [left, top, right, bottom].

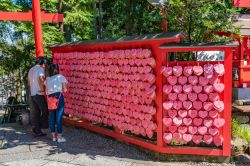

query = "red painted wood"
[[63, 118, 224, 156], [0, 11, 64, 22], [233, 0, 250, 7], [53, 34, 235, 157]]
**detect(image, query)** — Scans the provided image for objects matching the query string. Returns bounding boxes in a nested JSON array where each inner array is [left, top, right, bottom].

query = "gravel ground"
[[0, 123, 249, 166]]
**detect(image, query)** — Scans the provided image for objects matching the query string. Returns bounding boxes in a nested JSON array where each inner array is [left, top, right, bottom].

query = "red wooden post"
[[32, 0, 44, 58]]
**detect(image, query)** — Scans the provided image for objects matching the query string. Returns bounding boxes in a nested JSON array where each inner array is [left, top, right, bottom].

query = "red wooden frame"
[[52, 34, 235, 157], [233, 0, 250, 7]]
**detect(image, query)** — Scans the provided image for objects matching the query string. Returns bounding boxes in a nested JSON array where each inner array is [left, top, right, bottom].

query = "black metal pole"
[[98, 0, 103, 39]]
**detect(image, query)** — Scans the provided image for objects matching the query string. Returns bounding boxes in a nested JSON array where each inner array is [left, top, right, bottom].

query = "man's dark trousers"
[[31, 95, 48, 133]]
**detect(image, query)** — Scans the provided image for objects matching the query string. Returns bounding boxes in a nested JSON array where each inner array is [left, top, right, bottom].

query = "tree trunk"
[[58, 0, 64, 32], [125, 0, 136, 35]]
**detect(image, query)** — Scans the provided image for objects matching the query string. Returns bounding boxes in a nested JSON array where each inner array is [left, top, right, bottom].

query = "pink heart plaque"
[[198, 111, 208, 119], [204, 85, 214, 94], [214, 135, 223, 147], [178, 126, 188, 134], [209, 76, 219, 85], [193, 135, 202, 144], [163, 85, 172, 95], [167, 76, 178, 85], [209, 93, 219, 102], [173, 133, 182, 142], [188, 93, 198, 102], [168, 125, 177, 133], [214, 64, 225, 76], [213, 118, 225, 128], [204, 135, 213, 144], [168, 93, 178, 101], [188, 76, 198, 85], [183, 66, 193, 76], [213, 101, 224, 112], [163, 101, 173, 110], [193, 85, 202, 93], [163, 133, 172, 143], [173, 66, 183, 76], [162, 66, 173, 77], [173, 85, 182, 94], [203, 118, 213, 128], [198, 126, 208, 135], [214, 83, 224, 93], [178, 110, 188, 118], [168, 110, 178, 118], [198, 93, 208, 102], [183, 101, 192, 110], [208, 127, 219, 136], [163, 117, 172, 127], [188, 110, 198, 118], [178, 93, 188, 102], [173, 117, 183, 126], [199, 76, 208, 86], [183, 133, 193, 143], [209, 111, 218, 119], [193, 66, 203, 76], [183, 118, 192, 126], [183, 84, 193, 93], [203, 102, 214, 111], [193, 101, 203, 110], [178, 76, 188, 85], [173, 101, 183, 110], [188, 126, 198, 134], [193, 118, 203, 126]]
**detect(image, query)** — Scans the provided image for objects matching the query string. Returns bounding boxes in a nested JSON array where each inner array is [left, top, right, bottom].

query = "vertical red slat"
[[223, 48, 233, 156]]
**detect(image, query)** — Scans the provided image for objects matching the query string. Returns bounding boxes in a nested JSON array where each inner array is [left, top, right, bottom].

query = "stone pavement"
[[0, 123, 249, 166]]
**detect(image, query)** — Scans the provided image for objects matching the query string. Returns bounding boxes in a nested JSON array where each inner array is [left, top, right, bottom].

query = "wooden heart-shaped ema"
[[173, 85, 182, 94], [183, 84, 193, 93], [173, 133, 182, 142], [188, 93, 198, 102], [168, 93, 177, 101], [193, 66, 203, 76], [214, 83, 225, 93], [173, 101, 182, 110], [168, 110, 177, 118], [173, 117, 183, 126], [183, 66, 193, 76], [161, 66, 173, 77], [203, 118, 213, 128], [188, 126, 198, 134], [178, 110, 188, 118], [214, 64, 225, 76], [173, 66, 183, 76], [213, 101, 224, 112], [199, 76, 208, 86], [178, 126, 188, 134], [163, 117, 172, 127], [183, 117, 192, 126], [188, 76, 198, 85], [163, 133, 172, 143], [193, 85, 202, 93], [214, 135, 223, 147], [193, 135, 202, 144], [178, 93, 187, 102], [183, 133, 193, 143], [163, 101, 173, 110], [163, 85, 172, 95], [167, 76, 178, 85], [204, 85, 214, 94], [213, 118, 225, 128], [178, 76, 188, 85], [209, 93, 220, 102], [204, 134, 213, 144]]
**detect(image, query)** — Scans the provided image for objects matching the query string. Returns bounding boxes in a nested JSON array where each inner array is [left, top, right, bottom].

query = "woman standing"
[[45, 64, 68, 142]]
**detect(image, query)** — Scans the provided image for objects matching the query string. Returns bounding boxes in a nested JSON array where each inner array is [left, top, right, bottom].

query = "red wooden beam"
[[233, 0, 250, 7], [0, 11, 64, 23]]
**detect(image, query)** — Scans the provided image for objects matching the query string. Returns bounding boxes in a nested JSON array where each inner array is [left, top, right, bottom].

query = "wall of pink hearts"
[[50, 33, 238, 156]]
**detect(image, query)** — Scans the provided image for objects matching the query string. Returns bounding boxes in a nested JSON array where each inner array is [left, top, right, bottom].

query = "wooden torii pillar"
[[0, 0, 64, 58]]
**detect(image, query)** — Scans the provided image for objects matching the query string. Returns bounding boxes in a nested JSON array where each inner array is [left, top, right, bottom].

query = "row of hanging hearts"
[[53, 49, 152, 60], [60, 73, 156, 84], [161, 64, 225, 78], [54, 58, 156, 67], [64, 96, 156, 114], [163, 133, 223, 147], [64, 107, 157, 138], [65, 78, 153, 90], [58, 65, 153, 74]]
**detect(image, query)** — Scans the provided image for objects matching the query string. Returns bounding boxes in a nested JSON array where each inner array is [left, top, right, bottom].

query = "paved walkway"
[[0, 123, 249, 166]]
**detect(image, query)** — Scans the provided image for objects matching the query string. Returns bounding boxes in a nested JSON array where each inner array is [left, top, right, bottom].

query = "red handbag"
[[47, 93, 61, 110]]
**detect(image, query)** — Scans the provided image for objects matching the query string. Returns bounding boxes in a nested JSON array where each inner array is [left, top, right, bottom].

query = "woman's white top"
[[45, 74, 68, 95]]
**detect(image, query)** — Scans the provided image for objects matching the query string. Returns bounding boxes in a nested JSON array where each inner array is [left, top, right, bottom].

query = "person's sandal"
[[57, 134, 66, 143], [51, 133, 57, 142]]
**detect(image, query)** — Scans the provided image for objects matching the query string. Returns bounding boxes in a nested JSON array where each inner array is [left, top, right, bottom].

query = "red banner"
[[233, 0, 250, 7]]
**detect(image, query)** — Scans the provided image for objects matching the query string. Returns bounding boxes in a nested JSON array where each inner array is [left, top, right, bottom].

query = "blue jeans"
[[48, 92, 64, 134]]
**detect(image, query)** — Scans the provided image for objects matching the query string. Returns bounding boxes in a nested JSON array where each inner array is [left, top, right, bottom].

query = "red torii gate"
[[0, 0, 64, 58]]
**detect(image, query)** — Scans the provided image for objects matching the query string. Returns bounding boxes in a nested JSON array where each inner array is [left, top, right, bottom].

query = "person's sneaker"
[[51, 133, 57, 142], [57, 137, 66, 143]]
